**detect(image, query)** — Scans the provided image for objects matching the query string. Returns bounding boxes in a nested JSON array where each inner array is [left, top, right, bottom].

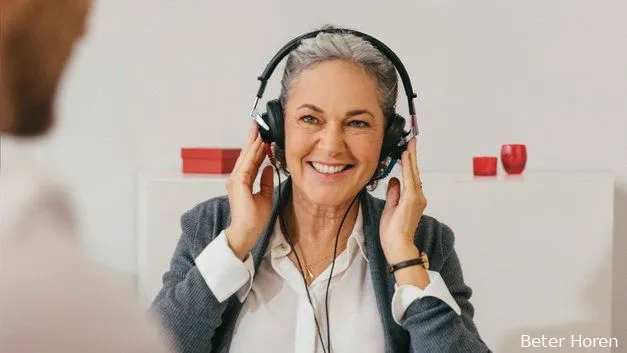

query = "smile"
[[309, 162, 354, 174]]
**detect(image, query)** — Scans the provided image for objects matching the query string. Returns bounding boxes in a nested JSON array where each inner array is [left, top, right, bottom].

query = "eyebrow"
[[297, 104, 324, 113], [297, 104, 375, 119]]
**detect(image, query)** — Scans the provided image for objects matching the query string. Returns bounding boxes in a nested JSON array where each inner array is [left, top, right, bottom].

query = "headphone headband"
[[250, 28, 419, 141]]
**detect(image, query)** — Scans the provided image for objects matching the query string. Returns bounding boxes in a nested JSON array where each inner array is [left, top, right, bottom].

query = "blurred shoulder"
[[0, 152, 75, 244]]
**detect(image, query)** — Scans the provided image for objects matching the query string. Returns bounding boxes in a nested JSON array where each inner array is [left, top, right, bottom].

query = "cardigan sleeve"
[[150, 205, 231, 353], [400, 223, 493, 353]]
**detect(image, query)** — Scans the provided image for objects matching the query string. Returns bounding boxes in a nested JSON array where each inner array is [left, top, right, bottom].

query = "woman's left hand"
[[379, 137, 427, 265]]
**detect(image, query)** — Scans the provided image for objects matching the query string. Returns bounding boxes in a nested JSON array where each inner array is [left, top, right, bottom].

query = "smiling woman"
[[274, 28, 398, 194], [151, 25, 493, 353], [283, 59, 385, 206]]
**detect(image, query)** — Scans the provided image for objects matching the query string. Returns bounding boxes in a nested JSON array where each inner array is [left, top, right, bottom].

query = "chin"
[[300, 180, 365, 207], [11, 90, 55, 137], [12, 114, 54, 137], [303, 189, 353, 207]]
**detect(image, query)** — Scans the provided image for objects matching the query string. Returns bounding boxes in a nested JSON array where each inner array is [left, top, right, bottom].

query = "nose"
[[317, 123, 346, 157]]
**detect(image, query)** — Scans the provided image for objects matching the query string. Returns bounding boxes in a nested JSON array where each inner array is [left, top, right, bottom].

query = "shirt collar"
[[265, 204, 368, 263]]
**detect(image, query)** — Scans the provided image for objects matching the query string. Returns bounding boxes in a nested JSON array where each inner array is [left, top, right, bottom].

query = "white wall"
[[2, 0, 626, 303]]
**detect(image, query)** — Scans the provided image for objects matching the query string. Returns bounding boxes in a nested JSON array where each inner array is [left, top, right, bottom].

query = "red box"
[[472, 156, 498, 176], [181, 148, 241, 174]]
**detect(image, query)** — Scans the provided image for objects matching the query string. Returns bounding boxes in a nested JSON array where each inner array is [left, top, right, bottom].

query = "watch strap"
[[388, 252, 429, 273]]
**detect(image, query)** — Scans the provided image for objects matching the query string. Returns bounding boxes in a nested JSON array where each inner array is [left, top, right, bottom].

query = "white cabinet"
[[137, 171, 617, 352]]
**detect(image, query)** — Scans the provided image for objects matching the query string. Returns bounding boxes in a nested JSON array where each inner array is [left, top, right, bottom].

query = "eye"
[[301, 115, 319, 124], [348, 120, 369, 128]]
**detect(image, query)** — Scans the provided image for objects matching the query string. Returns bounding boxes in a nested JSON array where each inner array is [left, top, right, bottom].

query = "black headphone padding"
[[259, 99, 285, 147], [381, 114, 406, 161]]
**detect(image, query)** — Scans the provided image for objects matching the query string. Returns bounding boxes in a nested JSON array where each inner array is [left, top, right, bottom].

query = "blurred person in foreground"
[[0, 0, 173, 352]]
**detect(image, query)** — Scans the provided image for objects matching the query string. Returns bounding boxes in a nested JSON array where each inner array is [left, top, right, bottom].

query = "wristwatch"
[[388, 251, 429, 273]]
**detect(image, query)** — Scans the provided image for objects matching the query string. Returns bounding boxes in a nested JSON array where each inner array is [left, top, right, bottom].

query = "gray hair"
[[273, 25, 399, 190]]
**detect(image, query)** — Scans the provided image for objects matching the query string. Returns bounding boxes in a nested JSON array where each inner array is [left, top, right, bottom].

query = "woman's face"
[[283, 59, 385, 207]]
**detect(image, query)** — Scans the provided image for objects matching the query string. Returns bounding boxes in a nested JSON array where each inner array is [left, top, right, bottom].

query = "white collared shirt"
[[197, 205, 461, 353]]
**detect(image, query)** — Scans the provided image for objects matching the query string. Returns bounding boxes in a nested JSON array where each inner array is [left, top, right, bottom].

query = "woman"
[[151, 27, 492, 353]]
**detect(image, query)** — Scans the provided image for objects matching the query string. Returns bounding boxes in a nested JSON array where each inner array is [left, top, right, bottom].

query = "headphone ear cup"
[[265, 99, 286, 149], [258, 112, 275, 144], [380, 114, 407, 161]]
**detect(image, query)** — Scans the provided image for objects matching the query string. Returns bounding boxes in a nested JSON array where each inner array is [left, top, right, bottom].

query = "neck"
[[281, 186, 361, 249]]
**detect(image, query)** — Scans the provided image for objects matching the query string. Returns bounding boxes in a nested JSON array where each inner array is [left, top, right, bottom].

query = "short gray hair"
[[273, 25, 399, 190]]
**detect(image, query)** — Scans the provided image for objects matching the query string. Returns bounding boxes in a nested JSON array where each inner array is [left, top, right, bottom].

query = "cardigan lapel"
[[251, 177, 292, 272], [360, 190, 410, 353]]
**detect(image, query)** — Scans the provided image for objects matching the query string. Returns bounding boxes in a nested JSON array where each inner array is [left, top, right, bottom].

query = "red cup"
[[501, 144, 527, 174], [473, 156, 498, 176]]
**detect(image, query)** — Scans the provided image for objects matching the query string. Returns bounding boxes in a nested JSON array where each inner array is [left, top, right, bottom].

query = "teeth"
[[311, 162, 348, 174]]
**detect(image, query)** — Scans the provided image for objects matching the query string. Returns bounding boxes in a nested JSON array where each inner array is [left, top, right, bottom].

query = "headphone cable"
[[267, 144, 364, 353], [273, 163, 329, 353], [324, 191, 360, 353]]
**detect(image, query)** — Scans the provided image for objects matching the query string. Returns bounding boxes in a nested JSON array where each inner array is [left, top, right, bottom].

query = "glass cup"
[[501, 144, 527, 175]]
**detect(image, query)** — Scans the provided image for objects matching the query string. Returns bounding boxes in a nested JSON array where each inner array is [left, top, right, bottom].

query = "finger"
[[400, 150, 415, 193], [233, 122, 259, 172], [244, 139, 268, 185], [241, 134, 263, 169], [238, 135, 264, 184], [407, 138, 422, 190], [252, 140, 268, 170], [246, 120, 259, 145], [258, 165, 275, 199], [232, 150, 245, 174], [383, 177, 401, 211]]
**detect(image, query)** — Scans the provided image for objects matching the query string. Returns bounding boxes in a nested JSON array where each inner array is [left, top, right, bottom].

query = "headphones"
[[250, 28, 420, 181]]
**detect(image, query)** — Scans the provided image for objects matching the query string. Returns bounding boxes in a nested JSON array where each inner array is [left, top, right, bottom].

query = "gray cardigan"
[[151, 179, 492, 353]]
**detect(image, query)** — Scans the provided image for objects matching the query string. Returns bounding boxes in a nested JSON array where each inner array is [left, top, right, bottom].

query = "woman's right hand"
[[224, 122, 275, 261]]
